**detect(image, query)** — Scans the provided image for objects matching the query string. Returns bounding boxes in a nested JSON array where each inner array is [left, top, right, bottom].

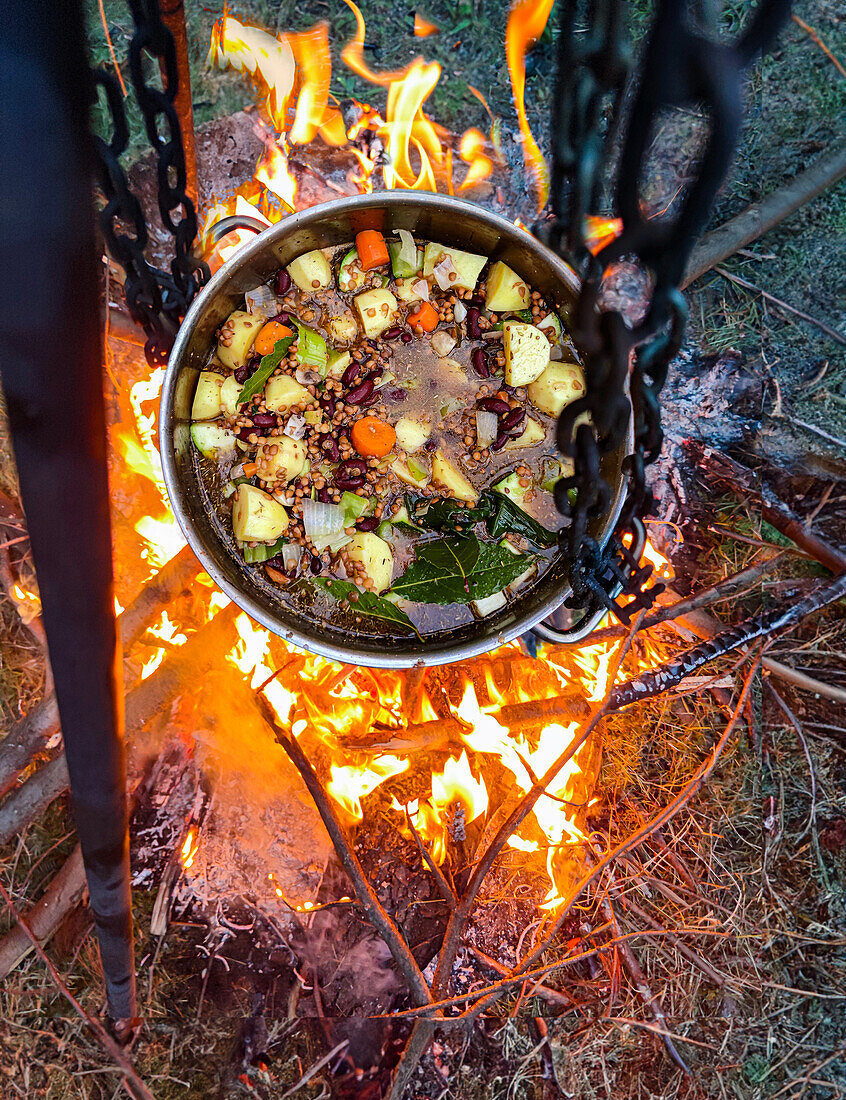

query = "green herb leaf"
[[405, 492, 488, 531], [314, 578, 421, 637], [237, 334, 295, 404], [391, 533, 535, 604], [242, 535, 287, 564], [480, 490, 557, 548]]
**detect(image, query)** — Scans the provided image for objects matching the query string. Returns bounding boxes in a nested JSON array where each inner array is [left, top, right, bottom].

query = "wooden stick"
[[0, 695, 60, 800], [259, 698, 432, 1009], [683, 140, 846, 287], [468, 946, 577, 1010], [0, 754, 69, 846], [694, 446, 846, 575], [0, 878, 154, 1100], [118, 543, 202, 651], [0, 844, 86, 980], [714, 266, 845, 346]]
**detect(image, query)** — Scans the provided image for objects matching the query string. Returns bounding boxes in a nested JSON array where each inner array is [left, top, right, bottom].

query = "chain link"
[[538, 0, 791, 632], [92, 0, 207, 366]]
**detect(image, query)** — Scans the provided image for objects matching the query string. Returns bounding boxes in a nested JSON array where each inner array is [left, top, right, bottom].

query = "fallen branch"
[[0, 754, 69, 846], [0, 877, 154, 1100], [714, 266, 845, 347], [683, 139, 846, 286], [608, 574, 846, 711], [695, 446, 846, 576], [258, 697, 432, 1009], [0, 844, 86, 980]]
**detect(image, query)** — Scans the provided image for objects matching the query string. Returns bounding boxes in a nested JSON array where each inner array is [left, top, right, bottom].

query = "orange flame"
[[382, 59, 442, 190], [585, 214, 624, 255], [287, 24, 333, 145], [181, 827, 199, 870], [505, 0, 554, 210], [207, 13, 295, 130], [413, 13, 440, 38], [458, 127, 494, 190], [340, 0, 413, 86]]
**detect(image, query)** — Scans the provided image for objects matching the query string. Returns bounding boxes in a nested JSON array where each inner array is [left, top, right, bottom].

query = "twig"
[[468, 946, 578, 1010], [617, 895, 727, 987], [766, 685, 822, 860], [608, 574, 846, 711], [405, 808, 457, 908], [786, 416, 846, 452], [574, 556, 783, 646], [258, 698, 432, 1008], [683, 140, 846, 286], [280, 1040, 350, 1099], [714, 266, 845, 346], [0, 845, 86, 979], [0, 878, 154, 1100], [695, 446, 846, 575], [791, 13, 846, 77], [97, 0, 128, 95]]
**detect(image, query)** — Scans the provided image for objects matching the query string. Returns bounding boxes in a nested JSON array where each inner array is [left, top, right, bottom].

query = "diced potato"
[[485, 261, 530, 312], [394, 417, 431, 453], [391, 458, 429, 489], [422, 243, 487, 290], [232, 484, 289, 542], [220, 375, 242, 417], [503, 416, 546, 450], [287, 249, 332, 293], [191, 371, 224, 420], [347, 532, 394, 594], [503, 322, 550, 387], [354, 288, 399, 338], [256, 437, 307, 485], [393, 277, 427, 303], [527, 361, 587, 417], [264, 374, 311, 412], [329, 313, 358, 344], [437, 357, 466, 385], [327, 349, 351, 379], [432, 450, 478, 503], [217, 309, 261, 369]]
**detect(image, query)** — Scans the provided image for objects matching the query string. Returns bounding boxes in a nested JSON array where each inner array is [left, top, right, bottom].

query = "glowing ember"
[[413, 13, 440, 38], [505, 0, 554, 210]]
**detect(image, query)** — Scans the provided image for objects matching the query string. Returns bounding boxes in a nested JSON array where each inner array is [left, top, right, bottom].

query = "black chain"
[[92, 0, 207, 366], [538, 0, 791, 629]]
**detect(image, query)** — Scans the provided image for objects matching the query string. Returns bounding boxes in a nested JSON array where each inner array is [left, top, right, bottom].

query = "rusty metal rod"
[[158, 0, 198, 208]]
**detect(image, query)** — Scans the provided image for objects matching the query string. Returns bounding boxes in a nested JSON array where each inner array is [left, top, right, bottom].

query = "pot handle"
[[532, 518, 647, 646], [205, 215, 268, 246]]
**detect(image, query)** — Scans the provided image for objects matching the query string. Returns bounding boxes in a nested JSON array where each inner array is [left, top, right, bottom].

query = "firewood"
[[0, 695, 60, 800], [117, 543, 203, 651], [0, 844, 86, 980], [0, 754, 69, 846]]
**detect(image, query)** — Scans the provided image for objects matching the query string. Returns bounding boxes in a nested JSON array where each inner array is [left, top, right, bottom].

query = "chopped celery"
[[338, 248, 366, 292], [406, 455, 428, 482], [243, 535, 287, 564], [388, 233, 420, 279], [295, 323, 328, 373], [340, 491, 371, 525]]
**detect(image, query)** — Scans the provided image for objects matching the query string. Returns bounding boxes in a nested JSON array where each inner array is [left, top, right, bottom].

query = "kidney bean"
[[386, 387, 407, 402], [466, 307, 481, 339], [502, 408, 526, 432], [363, 366, 384, 382], [317, 488, 331, 503], [356, 516, 379, 531], [423, 438, 437, 452], [492, 431, 510, 452], [341, 360, 360, 387], [334, 475, 366, 491], [321, 437, 340, 463], [234, 365, 250, 384], [383, 326, 404, 341], [320, 395, 337, 417], [400, 331, 413, 344], [360, 392, 379, 407], [274, 270, 291, 296], [236, 427, 256, 442], [471, 347, 490, 378], [345, 379, 375, 405], [478, 396, 510, 415], [309, 552, 322, 574], [271, 310, 290, 324], [252, 412, 276, 428], [338, 458, 368, 477]]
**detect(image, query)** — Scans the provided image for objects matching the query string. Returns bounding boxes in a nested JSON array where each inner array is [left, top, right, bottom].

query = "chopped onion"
[[397, 229, 417, 272], [302, 498, 344, 542], [295, 367, 321, 385], [440, 397, 464, 417], [229, 461, 246, 479], [471, 591, 507, 618], [475, 410, 498, 449], [411, 278, 430, 300], [431, 330, 457, 357], [453, 299, 467, 323], [281, 544, 303, 571], [374, 370, 396, 390], [284, 414, 306, 440], [549, 344, 564, 361], [245, 285, 278, 319], [433, 255, 457, 291]]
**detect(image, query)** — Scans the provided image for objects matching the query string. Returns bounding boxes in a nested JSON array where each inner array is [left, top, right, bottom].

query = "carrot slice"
[[351, 416, 397, 458], [254, 320, 293, 357], [407, 300, 439, 333], [355, 230, 390, 271]]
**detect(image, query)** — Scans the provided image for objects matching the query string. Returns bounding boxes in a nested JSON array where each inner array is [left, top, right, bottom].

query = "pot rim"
[[160, 192, 630, 667]]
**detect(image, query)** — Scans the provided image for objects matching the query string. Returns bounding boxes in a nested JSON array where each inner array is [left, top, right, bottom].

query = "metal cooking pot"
[[160, 193, 631, 668]]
